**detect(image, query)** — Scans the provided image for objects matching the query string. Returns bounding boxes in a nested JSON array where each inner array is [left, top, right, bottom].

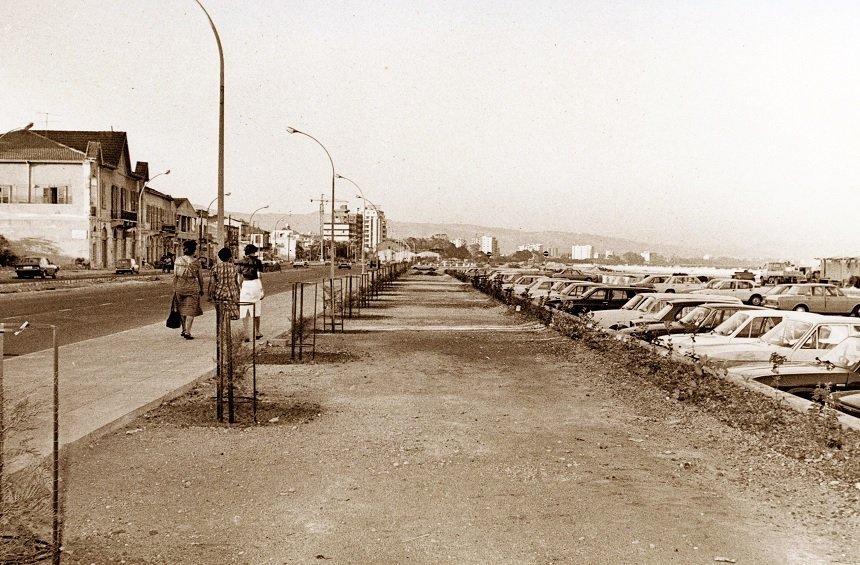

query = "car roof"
[[664, 295, 742, 305], [696, 303, 762, 310]]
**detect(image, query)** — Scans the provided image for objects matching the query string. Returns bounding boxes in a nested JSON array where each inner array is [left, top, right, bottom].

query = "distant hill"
[[208, 210, 736, 260], [386, 220, 709, 258]]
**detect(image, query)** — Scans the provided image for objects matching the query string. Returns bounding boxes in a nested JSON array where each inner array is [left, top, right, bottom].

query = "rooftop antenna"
[[35, 111, 59, 131]]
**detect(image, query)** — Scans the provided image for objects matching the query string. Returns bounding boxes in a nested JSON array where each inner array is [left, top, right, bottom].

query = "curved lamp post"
[[246, 204, 269, 245], [0, 122, 34, 143], [336, 174, 372, 273], [286, 127, 336, 281], [137, 169, 170, 266], [193, 0, 225, 250]]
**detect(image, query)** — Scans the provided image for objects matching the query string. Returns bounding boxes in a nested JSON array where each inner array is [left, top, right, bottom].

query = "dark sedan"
[[555, 285, 654, 315]]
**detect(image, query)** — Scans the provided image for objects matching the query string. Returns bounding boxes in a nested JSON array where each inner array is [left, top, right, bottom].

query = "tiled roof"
[[38, 130, 129, 168], [0, 129, 86, 161]]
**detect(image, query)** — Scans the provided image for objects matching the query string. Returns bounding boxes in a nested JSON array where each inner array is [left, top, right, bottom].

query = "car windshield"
[[822, 337, 860, 369], [640, 275, 668, 284], [642, 298, 669, 314], [621, 295, 644, 310], [550, 281, 569, 291], [679, 306, 711, 326], [19, 258, 41, 265], [712, 312, 750, 336], [761, 320, 813, 348], [702, 280, 725, 289], [768, 285, 790, 296]]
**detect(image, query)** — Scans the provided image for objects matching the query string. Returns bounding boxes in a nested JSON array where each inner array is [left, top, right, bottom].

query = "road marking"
[[58, 308, 72, 312], [98, 302, 112, 306]]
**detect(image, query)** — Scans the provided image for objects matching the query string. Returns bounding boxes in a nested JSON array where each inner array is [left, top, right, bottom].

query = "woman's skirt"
[[176, 292, 203, 317], [240, 278, 263, 318]]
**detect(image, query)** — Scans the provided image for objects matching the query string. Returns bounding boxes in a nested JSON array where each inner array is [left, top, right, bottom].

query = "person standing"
[[173, 240, 204, 340], [237, 244, 264, 342], [209, 246, 241, 320]]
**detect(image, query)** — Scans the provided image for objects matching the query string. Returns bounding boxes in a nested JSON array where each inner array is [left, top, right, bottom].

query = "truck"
[[760, 261, 806, 286]]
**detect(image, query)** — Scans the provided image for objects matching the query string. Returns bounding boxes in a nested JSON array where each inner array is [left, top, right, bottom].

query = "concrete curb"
[[62, 368, 216, 452]]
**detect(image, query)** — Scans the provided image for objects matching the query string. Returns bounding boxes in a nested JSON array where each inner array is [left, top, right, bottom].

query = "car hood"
[[729, 362, 852, 381], [697, 341, 788, 363], [592, 310, 657, 327]]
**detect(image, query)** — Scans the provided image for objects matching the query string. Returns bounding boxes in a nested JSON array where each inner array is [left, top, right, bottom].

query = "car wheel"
[[665, 289, 676, 293], [749, 295, 762, 306], [793, 304, 808, 312], [852, 305, 860, 317]]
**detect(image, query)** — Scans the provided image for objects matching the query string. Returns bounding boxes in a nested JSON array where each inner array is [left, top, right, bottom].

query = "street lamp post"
[[0, 122, 34, 143], [336, 174, 371, 274], [245, 204, 269, 247], [286, 127, 336, 281], [137, 169, 170, 267], [193, 0, 225, 251]]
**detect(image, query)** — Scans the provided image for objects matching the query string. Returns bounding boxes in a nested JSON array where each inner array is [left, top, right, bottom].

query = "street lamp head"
[[225, 192, 232, 197], [23, 123, 34, 131], [335, 173, 344, 179], [285, 126, 298, 134], [165, 169, 171, 175]]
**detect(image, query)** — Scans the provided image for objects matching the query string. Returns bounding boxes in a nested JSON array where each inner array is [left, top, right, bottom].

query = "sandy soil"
[[59, 275, 858, 564]]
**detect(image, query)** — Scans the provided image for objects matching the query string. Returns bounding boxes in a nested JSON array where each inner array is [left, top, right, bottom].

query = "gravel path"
[[61, 275, 858, 563]]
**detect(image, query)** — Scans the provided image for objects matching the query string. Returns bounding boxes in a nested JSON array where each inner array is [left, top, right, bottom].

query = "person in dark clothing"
[[237, 244, 264, 341]]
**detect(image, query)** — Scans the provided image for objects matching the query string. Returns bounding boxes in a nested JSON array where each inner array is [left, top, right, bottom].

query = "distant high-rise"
[[570, 244, 594, 260], [480, 235, 499, 256], [363, 207, 387, 251]]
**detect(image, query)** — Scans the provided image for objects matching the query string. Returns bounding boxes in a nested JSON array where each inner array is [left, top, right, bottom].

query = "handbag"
[[166, 294, 182, 329]]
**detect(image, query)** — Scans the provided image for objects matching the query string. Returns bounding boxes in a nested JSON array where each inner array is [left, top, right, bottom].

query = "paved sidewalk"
[[1, 286, 305, 462]]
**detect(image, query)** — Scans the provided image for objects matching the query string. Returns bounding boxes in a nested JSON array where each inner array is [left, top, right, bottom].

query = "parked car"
[[15, 256, 59, 279], [691, 278, 768, 306], [657, 309, 792, 354], [591, 292, 688, 329], [115, 258, 140, 275], [599, 294, 742, 330], [545, 281, 602, 308], [622, 303, 757, 341], [763, 283, 860, 316], [554, 267, 600, 282], [559, 286, 655, 315], [697, 314, 860, 368], [338, 261, 353, 270], [292, 259, 310, 268], [504, 274, 545, 295], [729, 335, 860, 397], [832, 390, 860, 416], [523, 277, 573, 301], [634, 274, 707, 293]]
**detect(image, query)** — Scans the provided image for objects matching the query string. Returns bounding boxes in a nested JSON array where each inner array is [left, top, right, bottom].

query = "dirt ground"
[[60, 275, 858, 564]]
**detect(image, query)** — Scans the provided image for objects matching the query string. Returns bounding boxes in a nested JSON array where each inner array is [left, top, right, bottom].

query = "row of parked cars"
[[460, 266, 860, 416]]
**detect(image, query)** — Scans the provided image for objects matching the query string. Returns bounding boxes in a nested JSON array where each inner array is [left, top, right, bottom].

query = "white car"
[[690, 278, 768, 306], [524, 277, 573, 300], [504, 274, 544, 295], [636, 274, 707, 293], [697, 314, 860, 368], [657, 309, 793, 354]]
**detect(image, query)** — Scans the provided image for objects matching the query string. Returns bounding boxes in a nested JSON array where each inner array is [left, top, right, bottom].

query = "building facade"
[[479, 235, 499, 256], [0, 129, 148, 267], [362, 207, 386, 251], [271, 228, 298, 260], [570, 244, 594, 260]]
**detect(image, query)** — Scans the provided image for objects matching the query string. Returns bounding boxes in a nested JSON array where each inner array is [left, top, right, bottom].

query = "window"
[[101, 182, 107, 209], [811, 286, 824, 296], [824, 287, 839, 297], [588, 289, 607, 300], [36, 185, 69, 204], [0, 185, 10, 203], [610, 289, 628, 300], [818, 325, 849, 349], [739, 281, 753, 289], [748, 316, 781, 338]]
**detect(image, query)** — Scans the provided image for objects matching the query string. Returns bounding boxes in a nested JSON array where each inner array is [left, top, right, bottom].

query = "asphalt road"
[[1, 266, 329, 356]]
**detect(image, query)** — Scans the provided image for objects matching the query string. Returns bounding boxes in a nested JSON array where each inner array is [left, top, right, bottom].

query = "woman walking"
[[209, 246, 241, 320], [237, 244, 265, 342], [173, 240, 204, 340]]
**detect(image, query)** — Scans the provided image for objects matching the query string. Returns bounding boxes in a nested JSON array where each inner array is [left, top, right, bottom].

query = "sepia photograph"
[[0, 1, 858, 563]]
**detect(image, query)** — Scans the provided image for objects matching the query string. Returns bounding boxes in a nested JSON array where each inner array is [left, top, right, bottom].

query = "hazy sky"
[[2, 1, 858, 260]]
